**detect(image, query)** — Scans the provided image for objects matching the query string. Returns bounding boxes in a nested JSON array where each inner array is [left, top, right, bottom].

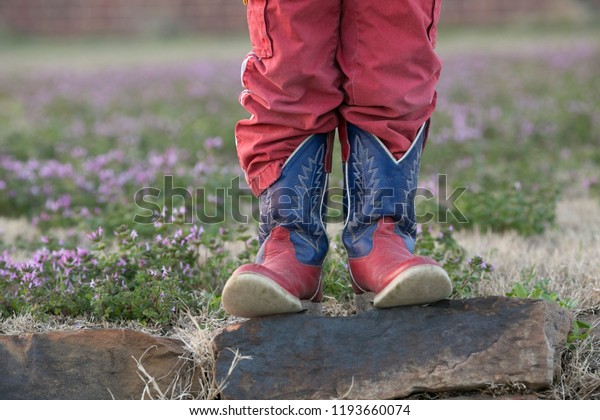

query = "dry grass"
[[0, 312, 165, 336], [0, 217, 40, 263], [130, 310, 251, 400], [166, 311, 250, 400], [1, 197, 598, 399], [541, 334, 600, 399], [456, 197, 600, 310]]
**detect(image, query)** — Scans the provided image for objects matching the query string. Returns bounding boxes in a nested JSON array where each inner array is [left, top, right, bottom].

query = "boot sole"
[[222, 272, 304, 318], [374, 264, 453, 308]]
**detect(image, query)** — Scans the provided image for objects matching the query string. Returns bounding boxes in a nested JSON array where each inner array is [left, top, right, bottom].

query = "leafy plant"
[[506, 271, 574, 309], [0, 221, 232, 324], [417, 181, 559, 236], [417, 225, 494, 298], [322, 238, 353, 302], [456, 183, 559, 236], [567, 319, 592, 351], [506, 271, 593, 350]]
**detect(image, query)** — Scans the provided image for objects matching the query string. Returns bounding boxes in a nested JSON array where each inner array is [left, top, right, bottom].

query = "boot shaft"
[[257, 133, 330, 266], [342, 122, 426, 257]]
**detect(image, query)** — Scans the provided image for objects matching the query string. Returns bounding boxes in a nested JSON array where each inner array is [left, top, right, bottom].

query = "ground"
[[0, 23, 599, 399]]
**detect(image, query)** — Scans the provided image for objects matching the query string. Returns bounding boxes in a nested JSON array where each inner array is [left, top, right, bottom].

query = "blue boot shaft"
[[257, 133, 330, 266], [342, 123, 426, 257]]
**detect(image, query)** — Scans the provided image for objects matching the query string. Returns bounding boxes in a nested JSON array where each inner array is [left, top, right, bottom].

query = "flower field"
[[0, 27, 599, 397]]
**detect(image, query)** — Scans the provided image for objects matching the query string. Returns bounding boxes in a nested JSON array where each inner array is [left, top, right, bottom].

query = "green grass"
[[0, 34, 252, 72], [1, 23, 599, 320], [0, 24, 599, 399]]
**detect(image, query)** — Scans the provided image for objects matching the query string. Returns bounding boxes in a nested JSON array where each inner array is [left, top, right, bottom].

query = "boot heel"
[[354, 292, 376, 313], [301, 300, 322, 316]]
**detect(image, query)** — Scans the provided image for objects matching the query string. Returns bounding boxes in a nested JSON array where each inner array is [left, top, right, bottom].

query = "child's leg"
[[223, 1, 343, 318], [235, 0, 343, 196], [339, 0, 452, 308], [337, 0, 442, 158]]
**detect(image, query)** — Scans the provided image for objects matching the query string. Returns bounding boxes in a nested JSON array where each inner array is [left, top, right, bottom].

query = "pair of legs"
[[236, 0, 443, 195], [223, 0, 451, 318]]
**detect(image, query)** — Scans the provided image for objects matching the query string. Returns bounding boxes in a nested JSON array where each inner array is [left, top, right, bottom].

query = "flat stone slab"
[[0, 329, 188, 399], [214, 297, 573, 400]]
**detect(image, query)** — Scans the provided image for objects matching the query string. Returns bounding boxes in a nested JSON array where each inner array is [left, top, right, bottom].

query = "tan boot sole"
[[222, 272, 303, 318], [374, 264, 453, 308]]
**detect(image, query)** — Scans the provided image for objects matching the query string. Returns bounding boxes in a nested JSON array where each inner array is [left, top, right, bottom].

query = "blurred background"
[[0, 1, 599, 324], [0, 0, 599, 36]]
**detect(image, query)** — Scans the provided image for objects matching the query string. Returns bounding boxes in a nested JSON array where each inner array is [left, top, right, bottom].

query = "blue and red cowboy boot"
[[342, 122, 452, 308], [222, 134, 331, 318]]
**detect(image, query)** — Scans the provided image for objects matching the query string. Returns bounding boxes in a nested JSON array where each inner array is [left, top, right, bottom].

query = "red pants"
[[236, 0, 443, 196]]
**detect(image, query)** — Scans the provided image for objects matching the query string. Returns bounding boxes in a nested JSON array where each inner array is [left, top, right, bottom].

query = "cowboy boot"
[[342, 122, 452, 308], [222, 134, 330, 318]]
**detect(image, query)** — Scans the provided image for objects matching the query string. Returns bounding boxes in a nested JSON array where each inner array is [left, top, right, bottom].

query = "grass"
[[457, 198, 600, 309], [1, 23, 599, 399], [0, 34, 251, 72]]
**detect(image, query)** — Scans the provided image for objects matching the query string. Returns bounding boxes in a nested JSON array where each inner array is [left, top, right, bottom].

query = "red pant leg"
[[337, 0, 443, 159], [235, 0, 343, 196]]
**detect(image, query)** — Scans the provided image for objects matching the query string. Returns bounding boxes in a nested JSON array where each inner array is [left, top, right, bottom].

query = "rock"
[[354, 292, 376, 313], [443, 393, 538, 400], [0, 329, 190, 399], [214, 297, 573, 400]]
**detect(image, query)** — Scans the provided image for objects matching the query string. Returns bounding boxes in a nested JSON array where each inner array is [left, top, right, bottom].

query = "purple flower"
[[582, 177, 598, 190], [87, 227, 103, 242], [204, 137, 223, 150]]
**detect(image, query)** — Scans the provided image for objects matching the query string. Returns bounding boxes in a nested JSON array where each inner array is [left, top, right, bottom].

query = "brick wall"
[[0, 0, 595, 37], [0, 0, 247, 36], [442, 0, 591, 24]]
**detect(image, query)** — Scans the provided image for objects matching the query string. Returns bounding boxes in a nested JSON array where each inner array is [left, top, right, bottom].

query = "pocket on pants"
[[427, 0, 442, 48], [246, 0, 273, 58]]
